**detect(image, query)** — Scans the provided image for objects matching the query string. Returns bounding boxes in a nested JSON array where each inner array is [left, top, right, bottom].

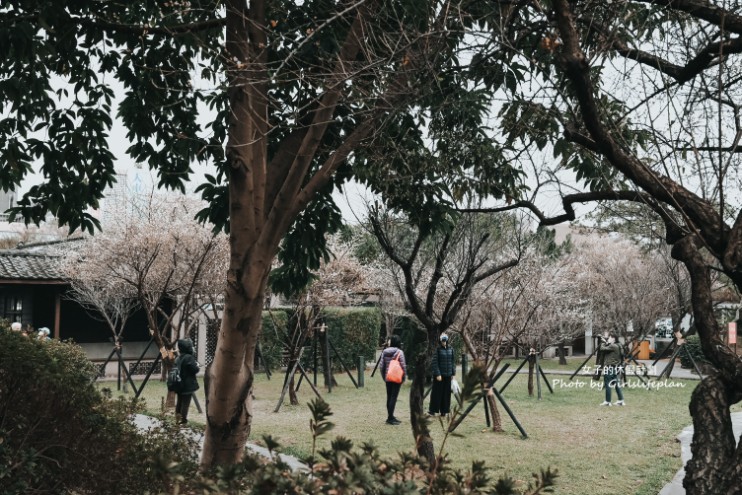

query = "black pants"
[[429, 376, 452, 415], [385, 381, 402, 420], [175, 393, 193, 423]]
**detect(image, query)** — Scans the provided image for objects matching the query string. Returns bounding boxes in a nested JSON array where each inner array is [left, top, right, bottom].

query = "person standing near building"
[[380, 335, 407, 425], [429, 333, 455, 417], [599, 333, 625, 406], [174, 338, 200, 424]]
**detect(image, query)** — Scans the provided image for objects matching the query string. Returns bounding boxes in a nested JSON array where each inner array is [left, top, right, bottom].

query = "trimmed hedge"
[[259, 310, 290, 371], [259, 307, 381, 371], [322, 307, 381, 370], [394, 315, 428, 377], [392, 316, 464, 378]]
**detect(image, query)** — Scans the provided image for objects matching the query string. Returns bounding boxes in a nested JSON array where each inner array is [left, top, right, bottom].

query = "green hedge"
[[391, 316, 464, 379], [259, 308, 381, 372], [394, 315, 428, 377], [259, 310, 290, 371], [321, 307, 381, 370], [679, 334, 711, 369]]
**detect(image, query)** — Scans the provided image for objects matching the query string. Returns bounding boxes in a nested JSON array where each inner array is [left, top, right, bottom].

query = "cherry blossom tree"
[[63, 195, 228, 397]]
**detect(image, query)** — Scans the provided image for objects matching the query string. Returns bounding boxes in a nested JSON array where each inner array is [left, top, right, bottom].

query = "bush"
[[0, 328, 197, 494], [259, 310, 290, 371], [679, 334, 711, 369], [393, 316, 465, 378], [264, 307, 381, 371], [322, 307, 381, 369], [167, 397, 557, 495]]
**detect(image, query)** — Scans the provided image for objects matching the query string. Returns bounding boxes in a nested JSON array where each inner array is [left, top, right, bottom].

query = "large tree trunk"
[[684, 373, 738, 494], [672, 237, 742, 494], [201, 283, 267, 466], [410, 332, 436, 467]]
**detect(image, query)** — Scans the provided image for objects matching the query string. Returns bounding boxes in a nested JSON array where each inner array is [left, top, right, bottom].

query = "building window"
[[4, 296, 23, 322]]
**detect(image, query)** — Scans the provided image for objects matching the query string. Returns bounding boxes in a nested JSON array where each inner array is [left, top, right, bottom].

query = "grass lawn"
[[102, 365, 741, 495]]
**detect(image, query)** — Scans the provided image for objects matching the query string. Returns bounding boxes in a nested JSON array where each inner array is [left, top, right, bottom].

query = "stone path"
[[658, 411, 742, 495], [131, 414, 307, 471]]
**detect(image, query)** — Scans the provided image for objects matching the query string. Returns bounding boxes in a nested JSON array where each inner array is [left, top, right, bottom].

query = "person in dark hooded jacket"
[[175, 338, 200, 424], [380, 335, 407, 425], [428, 333, 455, 416]]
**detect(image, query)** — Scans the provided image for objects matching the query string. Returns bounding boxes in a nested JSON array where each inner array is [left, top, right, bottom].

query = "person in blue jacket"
[[428, 333, 455, 416], [175, 338, 200, 424]]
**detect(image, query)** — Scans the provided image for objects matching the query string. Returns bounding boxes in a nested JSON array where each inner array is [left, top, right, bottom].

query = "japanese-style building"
[[0, 245, 160, 376]]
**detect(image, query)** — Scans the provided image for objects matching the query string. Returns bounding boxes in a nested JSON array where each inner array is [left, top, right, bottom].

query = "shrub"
[[0, 328, 197, 494], [678, 334, 711, 370], [322, 306, 381, 369], [166, 397, 557, 495], [259, 310, 290, 371], [393, 316, 465, 378], [264, 307, 381, 371]]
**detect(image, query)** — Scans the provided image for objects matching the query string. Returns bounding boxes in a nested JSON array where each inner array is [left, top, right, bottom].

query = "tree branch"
[[637, 0, 742, 35], [552, 0, 728, 257]]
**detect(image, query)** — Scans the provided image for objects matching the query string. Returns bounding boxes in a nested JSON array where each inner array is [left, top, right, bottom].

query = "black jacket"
[[176, 339, 200, 394], [431, 345, 455, 377]]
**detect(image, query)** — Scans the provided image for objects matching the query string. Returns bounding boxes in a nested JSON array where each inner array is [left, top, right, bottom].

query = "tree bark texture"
[[410, 334, 437, 467], [200, 0, 373, 467], [549, 1, 742, 491], [201, 288, 266, 466], [558, 341, 568, 366], [527, 356, 535, 397], [485, 389, 504, 433], [684, 373, 738, 494]]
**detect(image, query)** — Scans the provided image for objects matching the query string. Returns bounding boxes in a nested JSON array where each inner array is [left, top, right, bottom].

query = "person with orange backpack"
[[380, 335, 407, 425]]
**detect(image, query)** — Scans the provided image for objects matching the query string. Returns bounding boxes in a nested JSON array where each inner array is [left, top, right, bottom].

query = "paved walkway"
[[658, 411, 742, 495], [131, 414, 307, 471]]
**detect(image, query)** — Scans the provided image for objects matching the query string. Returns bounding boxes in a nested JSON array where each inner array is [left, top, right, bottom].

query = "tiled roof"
[[0, 250, 65, 281]]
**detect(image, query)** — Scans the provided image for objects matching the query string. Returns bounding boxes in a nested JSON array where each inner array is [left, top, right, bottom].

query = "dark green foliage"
[[394, 315, 431, 377], [679, 335, 711, 370], [392, 316, 465, 378], [320, 307, 381, 370], [0, 327, 197, 494], [260, 307, 380, 372], [259, 310, 290, 371], [162, 398, 557, 495]]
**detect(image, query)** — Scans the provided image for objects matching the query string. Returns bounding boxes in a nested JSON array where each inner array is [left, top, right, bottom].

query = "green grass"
[[105, 368, 706, 495]]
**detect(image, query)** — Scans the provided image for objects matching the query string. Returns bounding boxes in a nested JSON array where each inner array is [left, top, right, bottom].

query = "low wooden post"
[[535, 352, 542, 400], [358, 356, 365, 388]]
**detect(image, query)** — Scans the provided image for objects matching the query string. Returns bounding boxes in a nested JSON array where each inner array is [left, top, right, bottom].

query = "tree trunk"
[[485, 389, 503, 432], [201, 285, 266, 467], [672, 236, 742, 494], [558, 340, 568, 365], [527, 355, 535, 397], [684, 373, 741, 494], [410, 333, 436, 467]]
